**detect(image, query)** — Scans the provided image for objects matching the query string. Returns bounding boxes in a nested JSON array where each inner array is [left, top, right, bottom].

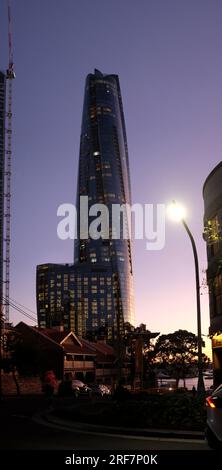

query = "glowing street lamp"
[[168, 201, 205, 396], [167, 201, 187, 222]]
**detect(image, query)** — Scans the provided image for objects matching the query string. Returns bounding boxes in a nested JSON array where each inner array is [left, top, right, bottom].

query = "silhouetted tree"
[[1, 328, 21, 395], [149, 329, 210, 388], [1, 328, 43, 395]]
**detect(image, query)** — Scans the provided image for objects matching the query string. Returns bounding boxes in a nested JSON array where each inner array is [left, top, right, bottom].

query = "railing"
[[64, 360, 94, 370]]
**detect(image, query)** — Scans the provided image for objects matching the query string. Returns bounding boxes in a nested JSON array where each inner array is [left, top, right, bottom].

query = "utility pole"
[[4, 0, 16, 323], [0, 0, 15, 399], [0, 70, 6, 399]]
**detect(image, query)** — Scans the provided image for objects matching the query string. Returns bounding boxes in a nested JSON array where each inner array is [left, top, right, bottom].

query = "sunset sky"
[[1, 0, 222, 357]]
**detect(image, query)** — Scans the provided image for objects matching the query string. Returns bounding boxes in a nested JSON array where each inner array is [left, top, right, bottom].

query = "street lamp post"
[[181, 219, 205, 395], [168, 202, 205, 396]]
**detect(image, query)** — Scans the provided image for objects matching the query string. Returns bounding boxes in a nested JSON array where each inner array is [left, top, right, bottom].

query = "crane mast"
[[4, 0, 15, 323]]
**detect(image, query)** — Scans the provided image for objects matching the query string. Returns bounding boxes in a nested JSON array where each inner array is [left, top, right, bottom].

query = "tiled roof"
[[15, 323, 116, 361], [93, 341, 115, 356], [15, 322, 63, 349], [80, 338, 115, 354], [63, 343, 96, 355], [40, 330, 96, 355], [39, 328, 68, 344]]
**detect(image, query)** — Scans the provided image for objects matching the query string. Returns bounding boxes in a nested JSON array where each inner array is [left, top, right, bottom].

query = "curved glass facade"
[[74, 69, 135, 335]]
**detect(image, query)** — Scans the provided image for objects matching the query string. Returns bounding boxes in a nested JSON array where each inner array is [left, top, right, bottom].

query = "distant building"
[[203, 162, 222, 386], [36, 264, 75, 332], [14, 322, 130, 384], [37, 69, 135, 342], [37, 262, 119, 341], [0, 71, 6, 315]]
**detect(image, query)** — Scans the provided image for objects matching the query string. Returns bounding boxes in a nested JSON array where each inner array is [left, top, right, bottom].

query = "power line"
[[2, 295, 36, 323], [7, 302, 36, 323], [7, 302, 36, 322], [8, 296, 37, 317], [7, 300, 36, 322]]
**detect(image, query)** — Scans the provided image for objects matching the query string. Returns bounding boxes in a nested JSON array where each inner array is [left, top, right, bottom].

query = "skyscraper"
[[0, 72, 6, 315], [74, 69, 135, 336], [37, 69, 135, 342]]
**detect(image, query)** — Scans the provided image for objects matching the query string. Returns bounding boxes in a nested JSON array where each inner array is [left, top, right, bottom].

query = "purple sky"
[[1, 0, 222, 355]]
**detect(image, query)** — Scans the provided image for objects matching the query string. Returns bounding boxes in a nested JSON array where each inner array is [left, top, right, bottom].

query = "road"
[[0, 396, 209, 451]]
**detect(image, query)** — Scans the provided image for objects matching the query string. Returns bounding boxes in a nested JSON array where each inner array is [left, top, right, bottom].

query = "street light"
[[168, 201, 205, 396]]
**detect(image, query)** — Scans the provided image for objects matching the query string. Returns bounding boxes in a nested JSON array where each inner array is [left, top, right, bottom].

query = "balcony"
[[64, 360, 94, 371]]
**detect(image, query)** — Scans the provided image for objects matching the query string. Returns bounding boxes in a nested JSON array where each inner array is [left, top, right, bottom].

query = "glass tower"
[[36, 69, 135, 343], [74, 69, 135, 337]]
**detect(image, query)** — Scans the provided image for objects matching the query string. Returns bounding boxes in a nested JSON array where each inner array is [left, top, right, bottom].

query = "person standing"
[[43, 370, 57, 397]]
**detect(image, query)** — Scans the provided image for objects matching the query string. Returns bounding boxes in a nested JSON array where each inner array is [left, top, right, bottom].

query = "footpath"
[[41, 410, 205, 440]]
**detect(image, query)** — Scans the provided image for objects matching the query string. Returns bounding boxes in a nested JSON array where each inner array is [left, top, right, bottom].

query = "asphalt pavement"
[[0, 395, 210, 450]]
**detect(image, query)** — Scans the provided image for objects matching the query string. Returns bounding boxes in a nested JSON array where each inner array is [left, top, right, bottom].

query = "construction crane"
[[4, 0, 15, 323]]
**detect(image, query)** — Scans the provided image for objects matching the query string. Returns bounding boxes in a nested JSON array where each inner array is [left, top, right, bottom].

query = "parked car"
[[90, 384, 111, 397], [71, 380, 92, 397], [58, 378, 91, 398], [205, 383, 222, 449]]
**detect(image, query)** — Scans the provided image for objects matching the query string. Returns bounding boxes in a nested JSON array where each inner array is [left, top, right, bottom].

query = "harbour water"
[[178, 377, 213, 390], [158, 377, 213, 390]]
